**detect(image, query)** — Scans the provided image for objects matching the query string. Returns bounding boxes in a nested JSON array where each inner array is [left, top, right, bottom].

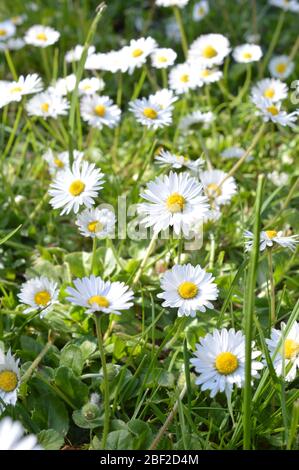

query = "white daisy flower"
[[193, 1, 209, 21], [200, 170, 237, 207], [102, 49, 129, 73], [0, 350, 20, 411], [123, 37, 157, 74], [232, 44, 263, 63], [25, 91, 69, 119], [179, 110, 214, 130], [0, 418, 42, 450], [0, 20, 16, 41], [221, 146, 249, 160], [157, 263, 218, 317], [156, 0, 190, 7], [188, 34, 231, 67], [268, 0, 299, 12], [80, 94, 121, 129], [78, 77, 105, 95], [268, 170, 289, 186], [150, 88, 178, 110], [191, 328, 263, 399], [43, 148, 83, 174], [194, 64, 223, 84], [2, 74, 43, 104], [151, 48, 177, 69], [169, 63, 200, 94], [129, 96, 172, 129], [75, 207, 116, 239], [0, 37, 25, 51], [252, 96, 298, 127], [51, 74, 76, 95], [266, 321, 299, 382], [24, 25, 60, 48], [85, 52, 107, 71], [138, 171, 209, 235], [66, 275, 134, 315], [49, 160, 104, 215], [251, 78, 288, 102], [155, 149, 204, 173], [269, 55, 295, 80], [244, 229, 299, 252], [18, 276, 59, 316], [65, 44, 95, 63], [10, 14, 27, 26]]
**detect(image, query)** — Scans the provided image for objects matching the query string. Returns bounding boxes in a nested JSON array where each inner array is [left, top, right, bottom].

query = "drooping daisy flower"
[[157, 263, 218, 317], [251, 78, 288, 102], [80, 94, 121, 129], [232, 44, 262, 63], [244, 229, 299, 252], [51, 74, 76, 96], [179, 110, 214, 131], [78, 77, 105, 95], [123, 37, 157, 74], [269, 55, 294, 80], [75, 207, 116, 238], [191, 328, 263, 399], [169, 63, 200, 94], [266, 321, 299, 382], [268, 170, 289, 186], [0, 418, 42, 450], [24, 25, 60, 47], [252, 96, 298, 127], [18, 276, 59, 316], [25, 91, 69, 119], [193, 1, 209, 21], [155, 149, 204, 173], [151, 48, 177, 69], [43, 148, 83, 174], [65, 44, 95, 63], [48, 161, 104, 215], [66, 275, 134, 315], [156, 0, 190, 7], [1, 74, 43, 104], [129, 96, 172, 129], [188, 34, 231, 67], [0, 349, 20, 411], [138, 171, 209, 235], [200, 170, 237, 207], [268, 0, 299, 12], [0, 20, 16, 41]]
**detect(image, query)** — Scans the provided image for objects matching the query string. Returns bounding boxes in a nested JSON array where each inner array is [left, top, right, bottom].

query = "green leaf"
[[106, 430, 133, 450], [38, 429, 64, 450], [31, 394, 69, 436], [60, 344, 84, 376], [54, 366, 89, 408], [0, 225, 22, 245]]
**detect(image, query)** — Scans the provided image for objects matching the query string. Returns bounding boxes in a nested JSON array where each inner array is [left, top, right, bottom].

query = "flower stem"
[[259, 11, 285, 78], [4, 49, 18, 80], [173, 6, 188, 59], [131, 67, 147, 101], [91, 237, 97, 275], [132, 233, 158, 286], [267, 248, 276, 326]]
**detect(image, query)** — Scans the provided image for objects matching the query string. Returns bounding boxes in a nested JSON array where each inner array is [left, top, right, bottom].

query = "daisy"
[[0, 349, 20, 411], [252, 96, 298, 127], [232, 44, 263, 63], [75, 207, 116, 238], [188, 34, 231, 67], [0, 418, 42, 450], [179, 110, 214, 130], [49, 161, 104, 215], [25, 91, 69, 119], [3, 74, 43, 104], [200, 170, 237, 207], [150, 88, 178, 109], [268, 0, 299, 12], [102, 49, 129, 73], [194, 65, 223, 84], [123, 37, 157, 74], [151, 48, 177, 69], [10, 14, 27, 26], [85, 52, 108, 71], [155, 149, 204, 173], [193, 1, 209, 21], [156, 0, 190, 7], [191, 328, 263, 399], [78, 77, 105, 95], [24, 25, 60, 48], [43, 148, 83, 174], [0, 20, 16, 41], [18, 276, 59, 316], [268, 170, 289, 186], [65, 44, 95, 63], [269, 55, 295, 80], [266, 321, 299, 382], [0, 37, 25, 51], [66, 275, 134, 315], [244, 229, 299, 252], [157, 263, 218, 317], [221, 146, 251, 160], [129, 96, 172, 129], [51, 74, 76, 95], [251, 78, 288, 102], [80, 94, 121, 129], [169, 63, 200, 94], [138, 171, 209, 235]]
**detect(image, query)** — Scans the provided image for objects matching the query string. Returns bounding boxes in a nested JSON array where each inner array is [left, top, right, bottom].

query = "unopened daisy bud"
[[82, 402, 100, 421], [155, 260, 168, 275]]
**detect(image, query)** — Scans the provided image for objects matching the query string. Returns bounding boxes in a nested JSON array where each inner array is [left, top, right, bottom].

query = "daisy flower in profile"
[[43, 148, 83, 174], [0, 20, 16, 41], [221, 146, 252, 160], [251, 78, 288, 102], [26, 91, 69, 119], [268, 0, 299, 12], [3, 74, 43, 104], [252, 96, 298, 127], [0, 350, 20, 411], [191, 328, 263, 399], [155, 149, 204, 173], [49, 161, 104, 215], [129, 96, 172, 129], [193, 1, 209, 21], [179, 110, 214, 131], [244, 229, 299, 252], [79, 77, 105, 95], [156, 0, 190, 7], [66, 275, 134, 315], [75, 207, 116, 239], [188, 34, 231, 67], [169, 63, 199, 94], [151, 48, 177, 69], [0, 418, 42, 450], [123, 37, 157, 74], [24, 25, 60, 47], [138, 171, 209, 235], [18, 276, 59, 316], [266, 322, 299, 382], [65, 44, 95, 63], [200, 170, 237, 207], [157, 263, 218, 317], [80, 95, 121, 129], [232, 44, 262, 63], [269, 55, 294, 80]]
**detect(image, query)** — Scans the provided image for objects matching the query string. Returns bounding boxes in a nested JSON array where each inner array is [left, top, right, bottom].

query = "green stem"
[[173, 6, 188, 59], [4, 49, 18, 80], [131, 67, 147, 101], [267, 248, 276, 326], [259, 11, 285, 78], [161, 68, 168, 89], [2, 105, 23, 161], [91, 237, 97, 275], [132, 233, 158, 286], [230, 64, 252, 108]]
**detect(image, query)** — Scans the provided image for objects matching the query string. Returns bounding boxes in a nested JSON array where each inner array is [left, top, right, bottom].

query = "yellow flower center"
[[215, 352, 238, 375], [54, 158, 64, 168], [69, 179, 85, 196], [198, 6, 205, 14], [158, 56, 168, 63], [264, 88, 275, 99], [87, 221, 103, 233], [36, 32, 48, 41], [276, 63, 287, 74], [10, 86, 23, 94], [180, 74, 189, 83], [0, 28, 7, 36], [243, 52, 252, 60], [143, 107, 158, 119], [94, 104, 106, 117], [265, 230, 277, 239], [88, 295, 110, 308], [34, 290, 51, 306], [177, 281, 198, 299], [0, 370, 18, 393], [166, 192, 185, 213], [206, 183, 222, 198], [267, 105, 279, 116], [200, 69, 211, 77], [202, 45, 217, 59], [132, 48, 143, 58], [83, 84, 92, 90], [41, 102, 50, 113], [284, 339, 299, 360]]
